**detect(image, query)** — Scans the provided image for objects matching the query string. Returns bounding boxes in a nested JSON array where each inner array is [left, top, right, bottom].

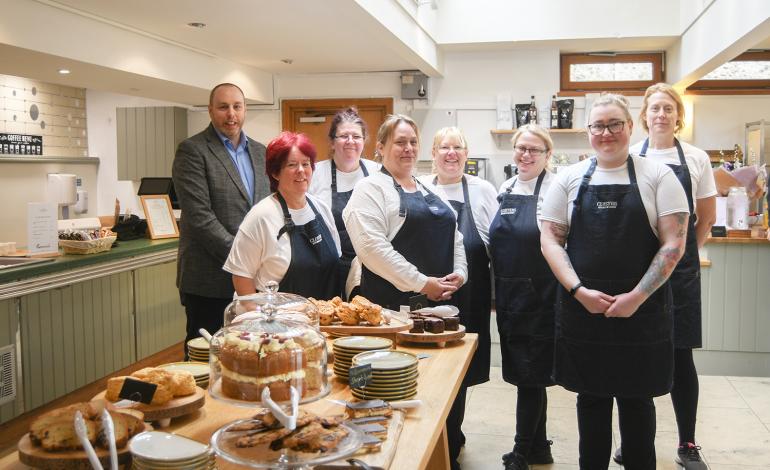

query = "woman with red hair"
[[224, 131, 341, 298]]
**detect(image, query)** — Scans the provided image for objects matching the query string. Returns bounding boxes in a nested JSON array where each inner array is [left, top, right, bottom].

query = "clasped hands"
[[576, 287, 646, 318], [421, 273, 464, 302]]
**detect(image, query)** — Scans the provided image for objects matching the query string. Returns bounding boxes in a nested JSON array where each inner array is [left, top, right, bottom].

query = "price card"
[[409, 294, 428, 312], [118, 378, 157, 405], [27, 202, 58, 256], [349, 364, 373, 389]]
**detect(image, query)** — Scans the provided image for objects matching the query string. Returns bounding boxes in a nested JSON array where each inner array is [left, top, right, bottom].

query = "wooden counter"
[[0, 335, 478, 470]]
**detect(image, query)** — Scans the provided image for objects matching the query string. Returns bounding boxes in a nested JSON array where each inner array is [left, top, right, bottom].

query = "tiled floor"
[[458, 367, 770, 469]]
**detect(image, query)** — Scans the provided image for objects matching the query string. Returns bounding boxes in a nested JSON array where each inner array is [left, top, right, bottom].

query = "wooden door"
[[282, 98, 393, 161]]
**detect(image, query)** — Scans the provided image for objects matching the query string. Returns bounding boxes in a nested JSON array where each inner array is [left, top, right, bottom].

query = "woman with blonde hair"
[[540, 94, 689, 469], [490, 124, 558, 469]]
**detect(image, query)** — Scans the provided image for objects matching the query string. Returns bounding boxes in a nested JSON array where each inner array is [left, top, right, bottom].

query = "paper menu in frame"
[[27, 202, 59, 256], [140, 195, 179, 239]]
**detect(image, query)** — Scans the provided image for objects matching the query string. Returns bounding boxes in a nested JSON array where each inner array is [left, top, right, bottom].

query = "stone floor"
[[457, 367, 770, 469]]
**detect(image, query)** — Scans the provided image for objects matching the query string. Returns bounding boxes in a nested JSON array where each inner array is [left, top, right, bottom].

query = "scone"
[[335, 302, 360, 325], [169, 370, 197, 396]]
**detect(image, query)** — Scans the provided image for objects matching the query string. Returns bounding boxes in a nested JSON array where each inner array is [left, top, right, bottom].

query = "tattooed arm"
[[605, 211, 688, 318], [541, 220, 615, 314]]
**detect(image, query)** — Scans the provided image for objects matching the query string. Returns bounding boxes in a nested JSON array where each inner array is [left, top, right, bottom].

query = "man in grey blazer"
[[172, 83, 270, 354]]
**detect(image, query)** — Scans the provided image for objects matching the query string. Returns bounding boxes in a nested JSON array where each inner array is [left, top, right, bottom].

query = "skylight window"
[[560, 53, 664, 95], [686, 51, 770, 94]]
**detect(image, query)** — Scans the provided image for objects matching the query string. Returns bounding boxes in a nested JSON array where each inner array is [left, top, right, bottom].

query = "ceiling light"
[[281, 59, 293, 65], [58, 68, 70, 75], [187, 22, 206, 28]]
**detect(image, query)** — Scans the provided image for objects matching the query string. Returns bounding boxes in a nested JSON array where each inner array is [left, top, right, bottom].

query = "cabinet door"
[[117, 107, 187, 180], [134, 261, 186, 359]]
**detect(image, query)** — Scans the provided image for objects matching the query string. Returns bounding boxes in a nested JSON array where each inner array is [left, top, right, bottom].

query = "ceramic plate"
[[158, 362, 210, 378], [130, 431, 210, 461], [333, 336, 393, 350], [351, 388, 417, 401], [351, 350, 418, 370], [187, 337, 210, 350], [412, 305, 459, 318]]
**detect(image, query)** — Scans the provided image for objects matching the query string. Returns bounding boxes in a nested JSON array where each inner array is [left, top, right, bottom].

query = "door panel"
[[282, 98, 393, 161]]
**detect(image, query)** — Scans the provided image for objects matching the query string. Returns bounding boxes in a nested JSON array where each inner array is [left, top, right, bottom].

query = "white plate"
[[352, 350, 418, 370], [158, 361, 210, 378], [412, 305, 459, 318], [130, 431, 210, 461], [333, 336, 392, 350], [187, 337, 210, 350]]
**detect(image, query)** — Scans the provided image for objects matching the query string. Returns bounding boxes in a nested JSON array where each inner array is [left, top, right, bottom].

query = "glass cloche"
[[224, 281, 319, 327]]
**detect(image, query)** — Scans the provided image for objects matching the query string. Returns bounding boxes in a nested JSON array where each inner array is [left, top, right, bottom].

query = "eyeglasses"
[[437, 145, 466, 153], [335, 134, 364, 142], [514, 145, 547, 157], [587, 121, 626, 135]]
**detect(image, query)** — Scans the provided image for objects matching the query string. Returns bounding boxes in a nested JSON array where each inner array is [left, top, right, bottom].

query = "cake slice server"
[[73, 410, 104, 470]]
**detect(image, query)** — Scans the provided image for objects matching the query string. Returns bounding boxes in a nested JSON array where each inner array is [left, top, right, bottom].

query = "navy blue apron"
[[640, 138, 701, 349], [275, 192, 340, 300], [489, 170, 557, 387], [554, 157, 673, 398], [360, 168, 456, 311], [331, 160, 369, 299], [434, 176, 491, 387]]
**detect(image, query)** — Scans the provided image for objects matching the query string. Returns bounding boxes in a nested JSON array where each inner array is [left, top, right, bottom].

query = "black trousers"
[[446, 385, 467, 470], [180, 292, 230, 359], [514, 386, 548, 456], [577, 394, 656, 470], [671, 348, 699, 445]]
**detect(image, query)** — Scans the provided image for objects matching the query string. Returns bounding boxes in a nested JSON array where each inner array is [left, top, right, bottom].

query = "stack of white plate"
[[332, 336, 392, 380], [130, 431, 214, 469], [350, 350, 419, 401], [187, 337, 210, 363], [158, 361, 210, 389]]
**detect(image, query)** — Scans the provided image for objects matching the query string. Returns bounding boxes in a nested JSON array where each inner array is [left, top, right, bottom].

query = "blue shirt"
[[214, 128, 255, 203]]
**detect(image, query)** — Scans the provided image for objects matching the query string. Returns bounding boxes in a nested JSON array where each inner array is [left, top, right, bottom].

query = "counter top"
[[0, 238, 178, 285], [705, 235, 769, 245]]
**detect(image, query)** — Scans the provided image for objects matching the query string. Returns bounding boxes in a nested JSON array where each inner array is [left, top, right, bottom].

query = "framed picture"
[[140, 195, 179, 239]]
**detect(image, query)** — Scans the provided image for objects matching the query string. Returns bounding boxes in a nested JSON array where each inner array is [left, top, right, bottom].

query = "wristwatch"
[[569, 282, 583, 297]]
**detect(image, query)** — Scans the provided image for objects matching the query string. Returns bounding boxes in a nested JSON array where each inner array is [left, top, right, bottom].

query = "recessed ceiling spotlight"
[[187, 22, 206, 28], [281, 59, 293, 65], [58, 68, 71, 75]]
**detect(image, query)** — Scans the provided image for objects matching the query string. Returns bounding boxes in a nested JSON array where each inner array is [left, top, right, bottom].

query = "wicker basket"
[[59, 235, 117, 255]]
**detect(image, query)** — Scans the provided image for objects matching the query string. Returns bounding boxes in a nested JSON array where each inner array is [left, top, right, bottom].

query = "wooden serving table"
[[0, 334, 477, 470]]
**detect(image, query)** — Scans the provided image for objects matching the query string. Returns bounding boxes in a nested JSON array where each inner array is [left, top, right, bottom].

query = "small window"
[[686, 51, 770, 94], [560, 53, 665, 95]]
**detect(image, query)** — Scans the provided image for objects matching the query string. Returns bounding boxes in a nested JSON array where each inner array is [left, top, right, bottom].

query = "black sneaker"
[[613, 447, 623, 465], [676, 442, 708, 470], [529, 440, 554, 464], [502, 451, 528, 470]]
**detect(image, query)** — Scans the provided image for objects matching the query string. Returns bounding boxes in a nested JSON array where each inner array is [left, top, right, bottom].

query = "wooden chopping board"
[[92, 387, 205, 421], [397, 324, 466, 346], [315, 410, 405, 470]]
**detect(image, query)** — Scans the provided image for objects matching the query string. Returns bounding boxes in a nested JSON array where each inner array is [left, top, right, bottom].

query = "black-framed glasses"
[[514, 145, 546, 157], [587, 121, 626, 135], [335, 134, 364, 142]]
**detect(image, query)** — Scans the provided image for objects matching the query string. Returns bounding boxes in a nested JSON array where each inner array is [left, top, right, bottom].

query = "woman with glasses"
[[224, 131, 341, 299], [608, 84, 716, 469], [540, 94, 689, 469], [309, 108, 380, 299], [489, 124, 558, 470], [417, 127, 497, 469], [343, 113, 466, 312]]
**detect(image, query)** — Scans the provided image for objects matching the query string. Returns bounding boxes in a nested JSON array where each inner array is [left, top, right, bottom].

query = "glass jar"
[[224, 281, 319, 327], [727, 186, 749, 230]]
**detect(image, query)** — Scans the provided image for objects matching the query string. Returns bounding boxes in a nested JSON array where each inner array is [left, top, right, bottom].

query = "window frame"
[[686, 51, 770, 95], [560, 52, 665, 96]]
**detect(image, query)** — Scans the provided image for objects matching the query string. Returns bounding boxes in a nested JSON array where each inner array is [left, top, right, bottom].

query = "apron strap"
[[574, 157, 598, 212], [381, 166, 422, 217], [331, 159, 369, 193], [639, 138, 692, 213], [275, 192, 296, 240], [533, 169, 546, 196]]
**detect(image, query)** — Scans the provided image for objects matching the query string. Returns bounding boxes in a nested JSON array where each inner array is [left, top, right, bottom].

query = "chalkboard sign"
[[349, 364, 373, 389], [0, 133, 43, 155], [409, 294, 428, 312], [118, 378, 157, 404]]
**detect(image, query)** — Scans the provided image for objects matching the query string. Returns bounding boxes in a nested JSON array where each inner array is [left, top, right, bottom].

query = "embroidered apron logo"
[[596, 201, 618, 209], [428, 206, 440, 212], [501, 208, 517, 215], [309, 234, 323, 245]]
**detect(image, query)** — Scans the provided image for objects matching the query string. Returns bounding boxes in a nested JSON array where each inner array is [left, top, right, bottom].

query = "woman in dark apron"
[[540, 94, 690, 470], [610, 84, 716, 469], [308, 107, 380, 299], [225, 131, 341, 300], [343, 115, 467, 470], [489, 124, 558, 470], [419, 127, 497, 469]]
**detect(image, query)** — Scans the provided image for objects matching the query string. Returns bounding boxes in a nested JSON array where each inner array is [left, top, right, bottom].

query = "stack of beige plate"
[[187, 337, 210, 363], [350, 350, 419, 401], [130, 431, 214, 469], [158, 362, 211, 389], [332, 336, 392, 380]]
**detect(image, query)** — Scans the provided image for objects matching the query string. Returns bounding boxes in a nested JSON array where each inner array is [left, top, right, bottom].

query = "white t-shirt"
[[630, 140, 717, 206], [224, 193, 341, 292], [308, 158, 381, 210], [416, 174, 498, 245], [498, 170, 557, 231], [342, 171, 468, 294], [540, 156, 689, 237]]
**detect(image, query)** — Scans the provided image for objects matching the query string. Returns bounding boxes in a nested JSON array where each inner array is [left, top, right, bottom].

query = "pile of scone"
[[309, 295, 384, 326], [105, 367, 196, 405]]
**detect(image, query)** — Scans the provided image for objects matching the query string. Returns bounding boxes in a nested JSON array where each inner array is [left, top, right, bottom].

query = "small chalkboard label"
[[118, 377, 157, 404], [711, 225, 727, 237], [349, 364, 373, 389], [409, 294, 428, 312]]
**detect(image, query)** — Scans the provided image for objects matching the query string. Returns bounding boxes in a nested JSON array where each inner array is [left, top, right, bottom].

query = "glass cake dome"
[[224, 281, 319, 327]]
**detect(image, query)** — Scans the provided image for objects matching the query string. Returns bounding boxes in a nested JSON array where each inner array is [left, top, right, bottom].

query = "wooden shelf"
[[490, 128, 585, 136]]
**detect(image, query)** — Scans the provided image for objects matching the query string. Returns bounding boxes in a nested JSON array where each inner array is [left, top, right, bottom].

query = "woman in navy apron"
[[418, 127, 497, 469], [610, 84, 716, 469], [343, 115, 468, 470], [489, 124, 558, 470], [308, 107, 380, 299], [540, 94, 690, 470], [225, 132, 341, 300]]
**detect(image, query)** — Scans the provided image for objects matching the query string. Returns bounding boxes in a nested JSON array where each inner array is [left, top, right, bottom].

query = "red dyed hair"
[[265, 131, 317, 192]]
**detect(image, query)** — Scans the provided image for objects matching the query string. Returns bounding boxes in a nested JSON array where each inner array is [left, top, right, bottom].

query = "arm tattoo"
[[675, 213, 687, 238], [549, 222, 569, 246], [638, 246, 681, 295]]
